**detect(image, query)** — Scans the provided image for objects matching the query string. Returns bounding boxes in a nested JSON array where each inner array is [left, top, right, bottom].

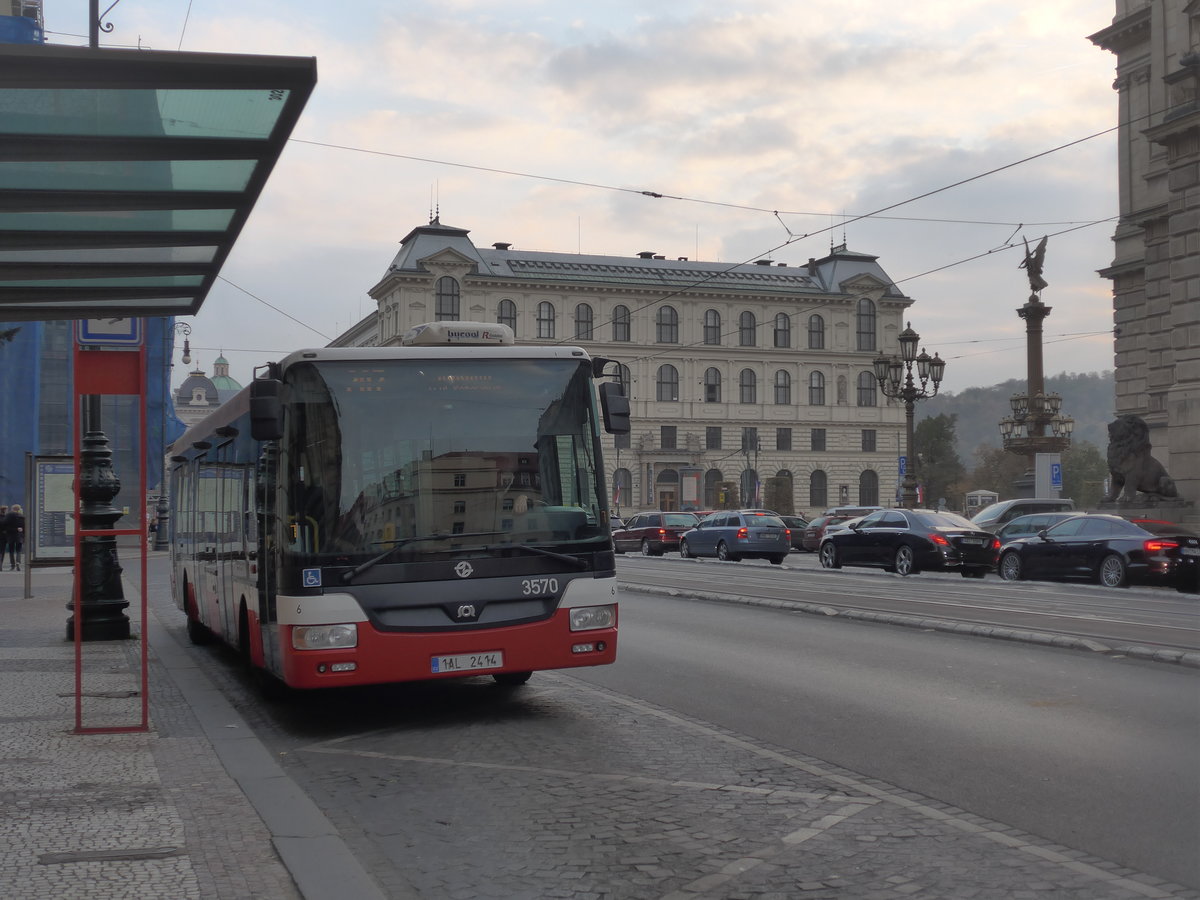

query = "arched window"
[[857, 298, 876, 351], [497, 298, 516, 329], [739, 368, 757, 404], [740, 468, 759, 507], [857, 371, 877, 407], [774, 313, 791, 348], [611, 468, 632, 513], [775, 470, 795, 510], [612, 304, 631, 342], [574, 303, 594, 340], [774, 370, 791, 405], [703, 309, 721, 345], [739, 311, 756, 346], [809, 371, 826, 406], [704, 469, 724, 509], [656, 306, 679, 343], [808, 314, 825, 350], [859, 470, 879, 506], [435, 276, 460, 321], [536, 301, 556, 339], [617, 363, 632, 397], [810, 470, 828, 508], [703, 367, 722, 403], [656, 364, 679, 402]]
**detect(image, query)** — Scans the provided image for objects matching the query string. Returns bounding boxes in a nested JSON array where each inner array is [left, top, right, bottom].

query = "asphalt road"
[[614, 550, 1200, 651], [573, 576, 1200, 889]]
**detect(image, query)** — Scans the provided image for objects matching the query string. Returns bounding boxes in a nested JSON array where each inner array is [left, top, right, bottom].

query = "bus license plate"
[[431, 651, 504, 674]]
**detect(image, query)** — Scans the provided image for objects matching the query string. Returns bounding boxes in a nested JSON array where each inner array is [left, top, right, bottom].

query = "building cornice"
[[1088, 6, 1151, 54]]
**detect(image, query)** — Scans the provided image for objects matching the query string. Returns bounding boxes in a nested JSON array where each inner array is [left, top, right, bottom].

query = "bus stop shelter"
[[0, 41, 316, 730]]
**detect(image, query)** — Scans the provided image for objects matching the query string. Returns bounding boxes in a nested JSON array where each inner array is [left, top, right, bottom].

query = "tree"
[[1061, 440, 1108, 508], [912, 413, 966, 508], [970, 445, 1027, 499]]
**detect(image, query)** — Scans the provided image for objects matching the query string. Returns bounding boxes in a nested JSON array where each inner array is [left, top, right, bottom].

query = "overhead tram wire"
[[289, 118, 1129, 229], [602, 214, 1118, 371], [250, 119, 1134, 371]]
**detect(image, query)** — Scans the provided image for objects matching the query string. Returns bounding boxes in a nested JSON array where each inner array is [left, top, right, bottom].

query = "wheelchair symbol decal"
[[302, 568, 322, 588]]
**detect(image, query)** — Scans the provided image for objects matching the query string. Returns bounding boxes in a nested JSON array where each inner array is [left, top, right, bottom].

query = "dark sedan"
[[994, 512, 1079, 544], [612, 511, 700, 556], [819, 508, 1000, 577], [778, 515, 809, 551], [997, 514, 1200, 590], [801, 514, 852, 552]]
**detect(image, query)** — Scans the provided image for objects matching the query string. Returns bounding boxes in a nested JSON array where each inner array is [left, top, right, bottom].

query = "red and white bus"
[[168, 322, 629, 690]]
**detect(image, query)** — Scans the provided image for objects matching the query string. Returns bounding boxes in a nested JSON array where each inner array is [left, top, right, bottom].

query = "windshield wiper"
[[481, 543, 589, 569], [342, 531, 506, 583]]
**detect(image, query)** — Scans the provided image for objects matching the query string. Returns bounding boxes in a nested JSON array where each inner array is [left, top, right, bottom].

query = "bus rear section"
[[169, 323, 630, 690]]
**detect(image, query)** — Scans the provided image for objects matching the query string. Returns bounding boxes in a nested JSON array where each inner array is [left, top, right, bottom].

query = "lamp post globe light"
[[153, 321, 191, 551], [873, 322, 946, 509]]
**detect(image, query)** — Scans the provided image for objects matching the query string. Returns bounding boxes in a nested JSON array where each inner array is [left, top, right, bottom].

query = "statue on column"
[[1019, 236, 1049, 294], [1103, 414, 1178, 502]]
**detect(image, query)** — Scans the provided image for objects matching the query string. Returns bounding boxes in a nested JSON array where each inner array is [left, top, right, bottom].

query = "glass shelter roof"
[[0, 43, 316, 320]]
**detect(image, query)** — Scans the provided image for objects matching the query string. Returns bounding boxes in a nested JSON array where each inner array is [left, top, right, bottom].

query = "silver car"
[[679, 510, 791, 564]]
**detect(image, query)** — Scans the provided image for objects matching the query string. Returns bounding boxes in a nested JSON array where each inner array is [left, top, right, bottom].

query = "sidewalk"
[[2, 560, 1197, 899], [0, 558, 380, 900]]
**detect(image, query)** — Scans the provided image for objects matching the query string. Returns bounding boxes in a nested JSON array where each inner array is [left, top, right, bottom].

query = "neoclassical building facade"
[[335, 219, 916, 517], [1090, 1, 1200, 504]]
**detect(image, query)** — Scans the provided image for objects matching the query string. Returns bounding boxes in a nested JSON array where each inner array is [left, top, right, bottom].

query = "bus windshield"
[[280, 356, 607, 563]]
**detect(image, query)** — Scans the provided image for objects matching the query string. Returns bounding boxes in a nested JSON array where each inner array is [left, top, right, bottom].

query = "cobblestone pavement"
[[267, 673, 1199, 900], [4, 559, 1198, 900], [0, 564, 301, 900]]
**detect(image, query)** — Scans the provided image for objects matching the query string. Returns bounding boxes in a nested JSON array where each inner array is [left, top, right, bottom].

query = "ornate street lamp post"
[[152, 322, 190, 551], [873, 322, 946, 509]]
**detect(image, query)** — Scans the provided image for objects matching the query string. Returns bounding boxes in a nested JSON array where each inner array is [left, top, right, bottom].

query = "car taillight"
[[929, 533, 950, 546], [657, 528, 667, 536], [737, 527, 748, 539], [784, 529, 791, 537], [991, 538, 1001, 550], [1144, 539, 1179, 553]]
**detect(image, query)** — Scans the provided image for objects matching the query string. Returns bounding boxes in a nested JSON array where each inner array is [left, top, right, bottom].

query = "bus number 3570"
[[521, 578, 559, 595]]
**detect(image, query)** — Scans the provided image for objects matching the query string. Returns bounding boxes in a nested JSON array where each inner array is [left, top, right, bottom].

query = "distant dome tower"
[[174, 360, 221, 429], [209, 353, 243, 404]]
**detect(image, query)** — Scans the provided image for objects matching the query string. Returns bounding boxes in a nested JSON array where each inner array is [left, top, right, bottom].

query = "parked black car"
[[819, 508, 1000, 577], [679, 510, 791, 564], [997, 514, 1200, 590], [994, 512, 1079, 544], [778, 515, 809, 551]]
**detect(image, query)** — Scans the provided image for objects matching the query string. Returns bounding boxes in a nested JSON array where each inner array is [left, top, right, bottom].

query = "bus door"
[[195, 457, 223, 635], [170, 458, 197, 610], [213, 441, 240, 642], [254, 444, 281, 673]]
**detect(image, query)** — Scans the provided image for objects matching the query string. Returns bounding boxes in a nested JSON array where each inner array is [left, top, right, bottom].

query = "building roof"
[[0, 43, 315, 321], [375, 222, 908, 301]]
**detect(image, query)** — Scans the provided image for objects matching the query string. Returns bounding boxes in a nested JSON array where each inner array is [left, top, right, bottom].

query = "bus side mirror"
[[250, 378, 283, 441], [598, 381, 630, 435]]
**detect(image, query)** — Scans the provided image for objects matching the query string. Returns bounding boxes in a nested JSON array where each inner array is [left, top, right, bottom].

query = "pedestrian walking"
[[0, 505, 8, 570], [4, 503, 24, 571]]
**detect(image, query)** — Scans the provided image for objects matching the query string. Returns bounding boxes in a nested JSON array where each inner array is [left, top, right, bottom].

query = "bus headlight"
[[292, 624, 358, 650], [569, 605, 616, 631]]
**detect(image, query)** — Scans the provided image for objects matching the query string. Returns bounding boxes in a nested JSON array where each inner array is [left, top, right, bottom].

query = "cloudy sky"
[[49, 0, 1122, 394]]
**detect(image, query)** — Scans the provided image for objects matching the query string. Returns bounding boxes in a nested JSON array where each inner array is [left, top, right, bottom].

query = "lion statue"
[[1103, 414, 1178, 502]]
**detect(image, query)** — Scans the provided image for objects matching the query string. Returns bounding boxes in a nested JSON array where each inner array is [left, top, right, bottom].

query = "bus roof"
[[273, 342, 592, 374]]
